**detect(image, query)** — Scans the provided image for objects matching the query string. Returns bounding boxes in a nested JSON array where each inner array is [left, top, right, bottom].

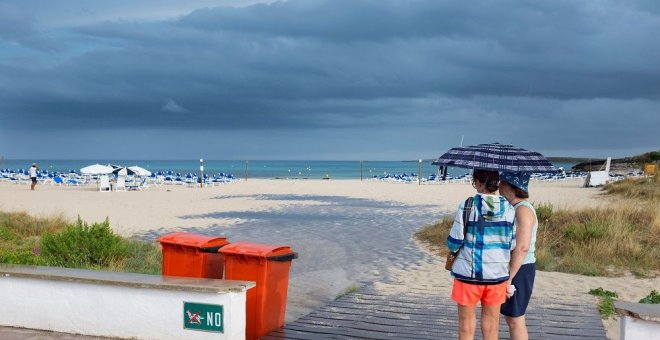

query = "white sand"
[[0, 178, 651, 339], [0, 178, 604, 236]]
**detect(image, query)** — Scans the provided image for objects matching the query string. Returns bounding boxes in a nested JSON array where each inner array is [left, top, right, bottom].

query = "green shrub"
[[0, 211, 162, 274], [589, 287, 618, 319], [0, 248, 45, 265], [639, 290, 660, 304], [589, 287, 618, 298], [40, 217, 129, 268]]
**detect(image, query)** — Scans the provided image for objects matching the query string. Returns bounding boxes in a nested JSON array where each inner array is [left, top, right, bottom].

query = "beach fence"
[[615, 301, 660, 340], [0, 265, 254, 339]]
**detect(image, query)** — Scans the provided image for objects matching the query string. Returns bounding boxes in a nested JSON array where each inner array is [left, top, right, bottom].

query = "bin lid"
[[219, 241, 295, 259], [157, 232, 229, 248]]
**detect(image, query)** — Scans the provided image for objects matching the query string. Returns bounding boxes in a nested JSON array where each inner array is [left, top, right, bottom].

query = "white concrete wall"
[[620, 316, 660, 340], [0, 276, 246, 339]]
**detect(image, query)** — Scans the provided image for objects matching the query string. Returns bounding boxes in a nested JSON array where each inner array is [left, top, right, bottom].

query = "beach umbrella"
[[432, 142, 557, 173], [80, 164, 113, 175], [127, 165, 151, 177], [111, 167, 135, 175]]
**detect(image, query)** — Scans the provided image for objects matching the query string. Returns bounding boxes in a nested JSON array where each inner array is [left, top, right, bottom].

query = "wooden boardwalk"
[[264, 285, 607, 339]]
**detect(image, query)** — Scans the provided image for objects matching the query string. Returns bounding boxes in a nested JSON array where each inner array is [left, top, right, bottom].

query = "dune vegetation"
[[415, 174, 660, 277], [0, 212, 161, 274]]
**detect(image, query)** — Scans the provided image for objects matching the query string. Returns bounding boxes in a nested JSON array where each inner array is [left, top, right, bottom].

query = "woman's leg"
[[457, 304, 477, 340], [501, 264, 535, 340], [481, 304, 501, 340], [505, 315, 528, 340]]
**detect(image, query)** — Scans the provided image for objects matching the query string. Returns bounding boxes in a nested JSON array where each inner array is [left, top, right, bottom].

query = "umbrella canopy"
[[127, 165, 151, 177], [80, 164, 113, 175], [111, 167, 135, 176], [432, 142, 557, 173]]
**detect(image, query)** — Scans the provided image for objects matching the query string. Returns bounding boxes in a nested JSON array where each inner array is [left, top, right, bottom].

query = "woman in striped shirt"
[[447, 169, 516, 340]]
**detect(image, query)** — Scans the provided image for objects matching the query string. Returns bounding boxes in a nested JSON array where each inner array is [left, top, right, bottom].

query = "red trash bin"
[[157, 232, 229, 279], [220, 242, 297, 340]]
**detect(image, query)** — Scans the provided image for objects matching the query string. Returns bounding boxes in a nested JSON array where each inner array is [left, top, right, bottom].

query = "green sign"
[[183, 302, 224, 333]]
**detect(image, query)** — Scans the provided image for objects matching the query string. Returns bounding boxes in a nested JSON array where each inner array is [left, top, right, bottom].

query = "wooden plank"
[[296, 316, 450, 336], [269, 286, 607, 339], [261, 329, 338, 340]]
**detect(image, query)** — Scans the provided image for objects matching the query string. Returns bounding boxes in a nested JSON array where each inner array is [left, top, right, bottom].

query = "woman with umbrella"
[[446, 169, 515, 340], [437, 143, 554, 340], [498, 172, 538, 340]]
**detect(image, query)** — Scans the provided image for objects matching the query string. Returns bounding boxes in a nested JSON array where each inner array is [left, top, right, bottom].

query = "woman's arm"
[[508, 205, 535, 282]]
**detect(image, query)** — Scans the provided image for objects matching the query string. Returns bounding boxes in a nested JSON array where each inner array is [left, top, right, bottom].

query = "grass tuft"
[[602, 173, 660, 202], [335, 285, 360, 300], [533, 202, 658, 276], [414, 216, 454, 256]]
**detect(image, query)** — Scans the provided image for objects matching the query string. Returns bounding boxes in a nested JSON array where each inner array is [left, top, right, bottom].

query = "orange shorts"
[[451, 279, 507, 306]]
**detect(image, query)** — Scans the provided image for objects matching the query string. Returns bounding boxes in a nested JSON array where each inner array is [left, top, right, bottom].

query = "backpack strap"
[[452, 196, 474, 255], [462, 196, 474, 241]]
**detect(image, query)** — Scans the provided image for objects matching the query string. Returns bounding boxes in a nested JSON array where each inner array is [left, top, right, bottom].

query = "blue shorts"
[[501, 263, 535, 317]]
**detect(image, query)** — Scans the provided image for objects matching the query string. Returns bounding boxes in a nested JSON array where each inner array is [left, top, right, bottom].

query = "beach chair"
[[115, 176, 126, 191], [99, 175, 111, 192], [137, 178, 150, 191], [53, 176, 64, 186], [127, 178, 149, 191]]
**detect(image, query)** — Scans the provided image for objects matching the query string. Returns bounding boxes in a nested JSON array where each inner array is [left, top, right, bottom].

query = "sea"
[[0, 159, 577, 180]]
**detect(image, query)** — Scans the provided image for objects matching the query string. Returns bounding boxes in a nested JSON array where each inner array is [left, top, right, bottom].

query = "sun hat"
[[499, 172, 531, 193]]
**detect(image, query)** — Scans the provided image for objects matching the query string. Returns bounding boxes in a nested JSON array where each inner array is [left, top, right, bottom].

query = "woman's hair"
[[472, 169, 499, 192], [501, 180, 530, 199]]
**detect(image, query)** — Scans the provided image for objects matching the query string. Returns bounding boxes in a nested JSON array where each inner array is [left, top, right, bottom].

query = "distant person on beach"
[[447, 170, 516, 340], [29, 163, 39, 190], [499, 172, 537, 340]]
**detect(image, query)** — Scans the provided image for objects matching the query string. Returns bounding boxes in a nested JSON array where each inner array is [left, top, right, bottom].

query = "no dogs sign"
[[183, 302, 224, 333]]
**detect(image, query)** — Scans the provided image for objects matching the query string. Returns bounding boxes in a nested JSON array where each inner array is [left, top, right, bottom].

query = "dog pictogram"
[[186, 310, 204, 325]]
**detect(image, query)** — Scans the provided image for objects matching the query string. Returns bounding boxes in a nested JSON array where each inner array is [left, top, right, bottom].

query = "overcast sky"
[[1, 0, 658, 160]]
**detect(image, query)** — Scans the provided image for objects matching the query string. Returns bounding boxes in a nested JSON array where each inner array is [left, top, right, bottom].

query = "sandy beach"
[[0, 178, 655, 339], [0, 178, 606, 236]]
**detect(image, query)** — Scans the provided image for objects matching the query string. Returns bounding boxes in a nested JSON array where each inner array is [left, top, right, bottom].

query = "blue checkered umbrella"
[[432, 142, 557, 173]]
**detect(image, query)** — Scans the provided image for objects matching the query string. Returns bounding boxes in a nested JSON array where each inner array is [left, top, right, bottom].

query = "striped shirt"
[[446, 194, 516, 283]]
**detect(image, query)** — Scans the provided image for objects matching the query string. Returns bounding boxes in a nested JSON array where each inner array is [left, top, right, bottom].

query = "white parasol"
[[127, 165, 151, 177], [80, 164, 113, 175]]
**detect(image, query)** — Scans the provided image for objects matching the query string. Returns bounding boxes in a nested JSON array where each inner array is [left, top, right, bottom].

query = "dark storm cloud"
[[0, 0, 658, 159]]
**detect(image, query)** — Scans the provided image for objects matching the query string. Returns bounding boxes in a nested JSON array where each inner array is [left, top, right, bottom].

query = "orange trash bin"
[[157, 232, 229, 279], [220, 242, 298, 340]]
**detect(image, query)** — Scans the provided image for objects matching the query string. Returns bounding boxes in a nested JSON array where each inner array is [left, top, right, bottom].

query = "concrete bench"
[[615, 300, 660, 340], [0, 264, 255, 339]]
